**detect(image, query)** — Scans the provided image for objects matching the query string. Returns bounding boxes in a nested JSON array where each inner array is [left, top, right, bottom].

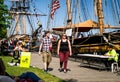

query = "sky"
[[4, 0, 65, 31], [4, 0, 120, 35]]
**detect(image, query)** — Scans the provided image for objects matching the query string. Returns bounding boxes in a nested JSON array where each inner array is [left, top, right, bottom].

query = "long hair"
[[0, 58, 6, 75]]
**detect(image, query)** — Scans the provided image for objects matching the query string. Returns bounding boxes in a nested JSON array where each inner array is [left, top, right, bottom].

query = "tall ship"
[[51, 0, 120, 55], [6, 0, 46, 50], [5, 0, 120, 54]]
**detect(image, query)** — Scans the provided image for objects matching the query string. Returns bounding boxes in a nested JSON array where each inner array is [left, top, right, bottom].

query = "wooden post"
[[66, 0, 72, 27], [97, 0, 104, 35]]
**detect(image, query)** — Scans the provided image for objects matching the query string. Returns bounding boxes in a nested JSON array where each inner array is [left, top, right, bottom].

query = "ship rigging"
[[7, 0, 46, 39], [52, 0, 120, 54]]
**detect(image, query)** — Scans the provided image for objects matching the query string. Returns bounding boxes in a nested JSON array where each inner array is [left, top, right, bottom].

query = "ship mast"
[[9, 0, 31, 36], [66, 0, 77, 44], [96, 0, 104, 35], [8, 0, 46, 37], [66, 0, 72, 28]]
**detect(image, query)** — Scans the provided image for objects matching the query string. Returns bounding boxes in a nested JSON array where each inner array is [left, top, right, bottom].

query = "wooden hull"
[[73, 35, 104, 45], [72, 32, 120, 54], [52, 32, 120, 55]]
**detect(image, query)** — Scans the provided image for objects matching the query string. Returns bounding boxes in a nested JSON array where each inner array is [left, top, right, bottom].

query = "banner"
[[20, 52, 31, 68], [66, 29, 72, 36]]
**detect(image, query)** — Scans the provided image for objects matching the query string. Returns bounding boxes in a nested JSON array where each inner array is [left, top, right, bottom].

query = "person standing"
[[38, 31, 52, 72], [57, 33, 72, 73]]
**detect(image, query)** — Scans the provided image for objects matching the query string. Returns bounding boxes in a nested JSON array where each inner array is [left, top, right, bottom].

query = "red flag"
[[50, 0, 60, 19]]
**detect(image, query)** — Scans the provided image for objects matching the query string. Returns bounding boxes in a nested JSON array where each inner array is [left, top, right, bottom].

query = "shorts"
[[42, 51, 52, 63]]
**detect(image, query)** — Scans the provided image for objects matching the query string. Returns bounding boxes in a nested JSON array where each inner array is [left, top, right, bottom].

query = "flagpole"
[[47, 0, 53, 31]]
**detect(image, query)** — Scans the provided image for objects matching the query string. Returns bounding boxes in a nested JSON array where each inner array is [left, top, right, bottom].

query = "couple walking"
[[38, 31, 72, 73]]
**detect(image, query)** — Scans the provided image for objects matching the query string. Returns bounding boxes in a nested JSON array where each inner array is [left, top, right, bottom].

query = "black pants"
[[104, 60, 115, 69]]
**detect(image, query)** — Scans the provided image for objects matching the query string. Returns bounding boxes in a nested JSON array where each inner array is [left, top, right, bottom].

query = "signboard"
[[66, 29, 72, 36], [20, 52, 31, 68]]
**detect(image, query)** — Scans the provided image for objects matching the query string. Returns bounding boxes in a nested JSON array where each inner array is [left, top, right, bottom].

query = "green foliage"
[[0, 0, 11, 38], [0, 27, 7, 38], [0, 56, 66, 82]]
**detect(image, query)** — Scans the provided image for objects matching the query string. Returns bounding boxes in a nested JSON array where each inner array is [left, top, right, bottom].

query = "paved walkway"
[[31, 52, 120, 82]]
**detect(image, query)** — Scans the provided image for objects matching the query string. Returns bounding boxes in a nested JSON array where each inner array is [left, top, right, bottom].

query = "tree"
[[0, 0, 11, 38]]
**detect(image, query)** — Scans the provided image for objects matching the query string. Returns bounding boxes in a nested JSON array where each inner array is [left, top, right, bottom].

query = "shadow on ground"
[[65, 78, 78, 82], [78, 64, 108, 71], [48, 67, 53, 71]]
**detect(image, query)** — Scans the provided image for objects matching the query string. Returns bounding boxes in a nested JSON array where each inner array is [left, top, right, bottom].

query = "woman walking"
[[57, 33, 72, 73]]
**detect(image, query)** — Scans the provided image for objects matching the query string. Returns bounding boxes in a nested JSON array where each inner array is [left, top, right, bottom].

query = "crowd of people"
[[0, 31, 73, 82], [0, 37, 30, 56]]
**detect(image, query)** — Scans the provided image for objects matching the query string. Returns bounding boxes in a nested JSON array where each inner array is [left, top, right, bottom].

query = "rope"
[[10, 15, 21, 36], [75, 36, 91, 45], [71, 0, 77, 44], [110, 33, 120, 40], [77, 0, 81, 22], [80, 0, 87, 21], [111, 0, 119, 25], [84, 0, 91, 19], [103, 35, 120, 50], [47, 0, 53, 30], [27, 15, 34, 34]]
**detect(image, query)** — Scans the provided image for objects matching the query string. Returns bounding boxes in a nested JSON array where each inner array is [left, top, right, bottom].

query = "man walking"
[[39, 31, 52, 72]]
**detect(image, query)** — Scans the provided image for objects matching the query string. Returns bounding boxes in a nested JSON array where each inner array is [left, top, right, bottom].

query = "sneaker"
[[58, 68, 63, 72], [44, 70, 48, 73], [64, 69, 67, 73]]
